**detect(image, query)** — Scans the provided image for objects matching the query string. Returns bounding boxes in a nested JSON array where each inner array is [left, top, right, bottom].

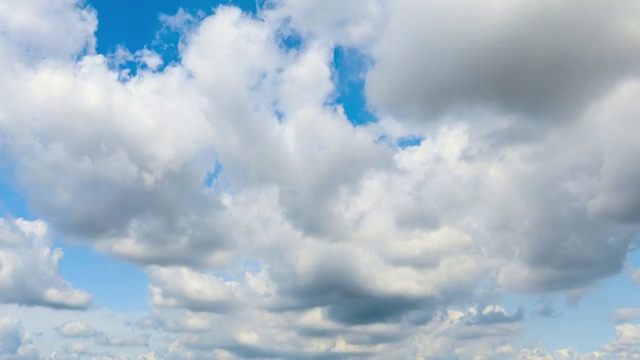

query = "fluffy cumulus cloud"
[[0, 218, 91, 309], [1, 0, 640, 358], [146, 266, 239, 312]]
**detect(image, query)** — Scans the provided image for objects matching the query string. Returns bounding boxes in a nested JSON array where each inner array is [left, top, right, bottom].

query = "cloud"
[[135, 312, 212, 333], [409, 306, 523, 359], [128, 304, 523, 359], [0, 318, 38, 359], [269, 0, 386, 46], [54, 321, 96, 338], [585, 81, 640, 223], [61, 342, 89, 357], [519, 322, 640, 360], [465, 306, 524, 326], [0, 218, 91, 309], [629, 266, 640, 285], [613, 308, 640, 324], [0, 0, 96, 61], [95, 333, 149, 348], [146, 266, 239, 313], [604, 323, 640, 349], [536, 305, 560, 319], [365, 0, 640, 121]]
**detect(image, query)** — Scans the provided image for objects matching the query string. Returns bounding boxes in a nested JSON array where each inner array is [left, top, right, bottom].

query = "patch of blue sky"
[[88, 0, 263, 78], [629, 248, 640, 268], [88, 0, 260, 55], [331, 46, 377, 126], [397, 135, 424, 149], [273, 15, 304, 53], [505, 270, 640, 353], [374, 134, 390, 145], [243, 259, 262, 273], [274, 107, 285, 122], [57, 243, 151, 311], [277, 29, 304, 53], [204, 161, 224, 188]]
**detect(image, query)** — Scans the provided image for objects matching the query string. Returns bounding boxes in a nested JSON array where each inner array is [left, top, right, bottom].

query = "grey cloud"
[[265, 243, 456, 326], [497, 210, 631, 293], [613, 308, 640, 324], [629, 266, 640, 285], [394, 204, 441, 232], [536, 305, 560, 319], [0, 319, 23, 356], [466, 307, 524, 326], [224, 344, 373, 360], [0, 318, 39, 359], [135, 312, 212, 333], [366, 0, 640, 121], [324, 296, 426, 326], [584, 81, 640, 224], [146, 266, 240, 313]]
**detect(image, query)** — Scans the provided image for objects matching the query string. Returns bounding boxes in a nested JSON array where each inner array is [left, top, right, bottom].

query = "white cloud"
[[0, 218, 91, 309], [618, 324, 640, 346], [269, 0, 386, 46], [0, 0, 96, 61], [54, 321, 96, 338], [146, 266, 239, 313]]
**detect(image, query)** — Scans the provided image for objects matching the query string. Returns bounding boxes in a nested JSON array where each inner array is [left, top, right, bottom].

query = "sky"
[[1, 0, 640, 359]]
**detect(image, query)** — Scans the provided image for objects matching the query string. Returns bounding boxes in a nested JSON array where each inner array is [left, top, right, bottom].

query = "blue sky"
[[90, 0, 259, 53], [1, 0, 640, 359]]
